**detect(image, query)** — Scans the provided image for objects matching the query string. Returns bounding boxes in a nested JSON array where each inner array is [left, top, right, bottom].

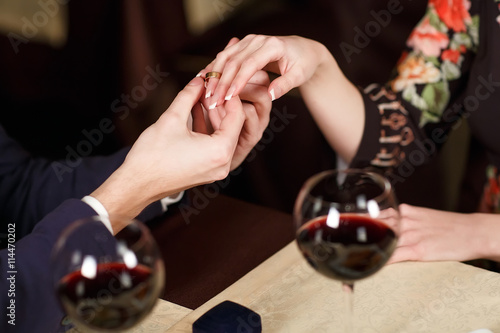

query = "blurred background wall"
[[0, 0, 478, 213]]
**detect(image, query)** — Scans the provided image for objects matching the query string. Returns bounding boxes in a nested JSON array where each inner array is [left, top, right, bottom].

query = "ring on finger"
[[205, 71, 222, 80]]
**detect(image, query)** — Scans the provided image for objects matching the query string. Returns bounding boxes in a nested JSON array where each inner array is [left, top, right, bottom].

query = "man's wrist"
[[81, 195, 113, 234], [90, 166, 152, 220]]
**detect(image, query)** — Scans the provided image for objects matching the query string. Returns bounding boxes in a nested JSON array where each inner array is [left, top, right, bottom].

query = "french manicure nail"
[[270, 89, 276, 101], [208, 102, 217, 110], [205, 90, 211, 99], [225, 85, 236, 101]]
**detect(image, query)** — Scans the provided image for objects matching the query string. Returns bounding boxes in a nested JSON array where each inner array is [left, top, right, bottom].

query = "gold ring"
[[205, 71, 222, 80]]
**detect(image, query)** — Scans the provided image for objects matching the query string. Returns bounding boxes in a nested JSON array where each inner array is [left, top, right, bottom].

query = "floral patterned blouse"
[[352, 0, 500, 213]]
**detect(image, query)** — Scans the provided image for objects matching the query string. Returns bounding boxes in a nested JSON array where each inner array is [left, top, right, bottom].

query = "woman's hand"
[[202, 34, 364, 163], [389, 204, 500, 264], [194, 69, 272, 170], [203, 35, 330, 109], [91, 76, 246, 220]]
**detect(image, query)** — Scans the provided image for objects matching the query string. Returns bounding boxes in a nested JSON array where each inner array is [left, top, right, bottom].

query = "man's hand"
[[90, 77, 245, 225]]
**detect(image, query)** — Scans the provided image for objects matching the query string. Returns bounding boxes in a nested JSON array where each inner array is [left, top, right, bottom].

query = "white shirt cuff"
[[160, 191, 184, 212], [81, 195, 113, 234]]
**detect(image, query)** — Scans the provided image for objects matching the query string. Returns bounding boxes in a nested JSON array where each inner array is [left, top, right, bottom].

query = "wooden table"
[[128, 300, 191, 332], [160, 242, 500, 332], [69, 300, 190, 333], [149, 192, 295, 309], [72, 194, 500, 332]]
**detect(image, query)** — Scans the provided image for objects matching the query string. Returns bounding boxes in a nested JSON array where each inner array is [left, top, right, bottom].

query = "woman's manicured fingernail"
[[205, 90, 211, 99], [225, 85, 236, 101], [208, 102, 217, 110], [270, 88, 276, 101]]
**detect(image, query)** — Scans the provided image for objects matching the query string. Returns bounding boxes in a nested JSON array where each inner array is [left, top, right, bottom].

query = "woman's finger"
[[200, 37, 240, 74], [204, 35, 255, 99], [200, 85, 223, 130], [238, 83, 272, 127], [387, 245, 418, 264], [211, 37, 286, 108], [205, 35, 273, 107], [246, 69, 270, 87], [212, 96, 245, 149]]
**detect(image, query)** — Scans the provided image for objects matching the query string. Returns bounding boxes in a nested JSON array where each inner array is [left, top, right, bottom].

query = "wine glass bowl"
[[51, 216, 165, 332], [293, 169, 400, 331]]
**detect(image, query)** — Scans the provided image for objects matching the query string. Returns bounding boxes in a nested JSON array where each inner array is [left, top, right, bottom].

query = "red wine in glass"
[[52, 217, 165, 332], [296, 214, 397, 282], [57, 262, 161, 331], [293, 169, 400, 333]]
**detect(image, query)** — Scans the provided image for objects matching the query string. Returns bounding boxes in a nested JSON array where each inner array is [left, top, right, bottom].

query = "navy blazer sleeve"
[[0, 199, 99, 333], [0, 125, 128, 239]]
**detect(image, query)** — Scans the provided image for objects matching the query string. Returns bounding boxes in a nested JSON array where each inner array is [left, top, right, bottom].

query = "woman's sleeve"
[[350, 1, 480, 180]]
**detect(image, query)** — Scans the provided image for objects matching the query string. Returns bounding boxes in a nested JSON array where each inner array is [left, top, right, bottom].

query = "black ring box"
[[192, 300, 262, 332]]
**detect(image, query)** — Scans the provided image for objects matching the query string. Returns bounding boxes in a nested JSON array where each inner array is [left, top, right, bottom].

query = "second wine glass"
[[51, 216, 165, 332], [293, 169, 400, 332]]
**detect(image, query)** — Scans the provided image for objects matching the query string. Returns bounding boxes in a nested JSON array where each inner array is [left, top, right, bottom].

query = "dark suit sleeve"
[[0, 125, 128, 239], [0, 199, 99, 333]]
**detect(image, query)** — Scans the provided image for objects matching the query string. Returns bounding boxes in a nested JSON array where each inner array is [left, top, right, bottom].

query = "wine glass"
[[51, 216, 165, 332], [293, 169, 400, 332]]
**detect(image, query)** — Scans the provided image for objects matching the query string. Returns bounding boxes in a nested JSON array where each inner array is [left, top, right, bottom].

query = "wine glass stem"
[[342, 282, 354, 333]]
